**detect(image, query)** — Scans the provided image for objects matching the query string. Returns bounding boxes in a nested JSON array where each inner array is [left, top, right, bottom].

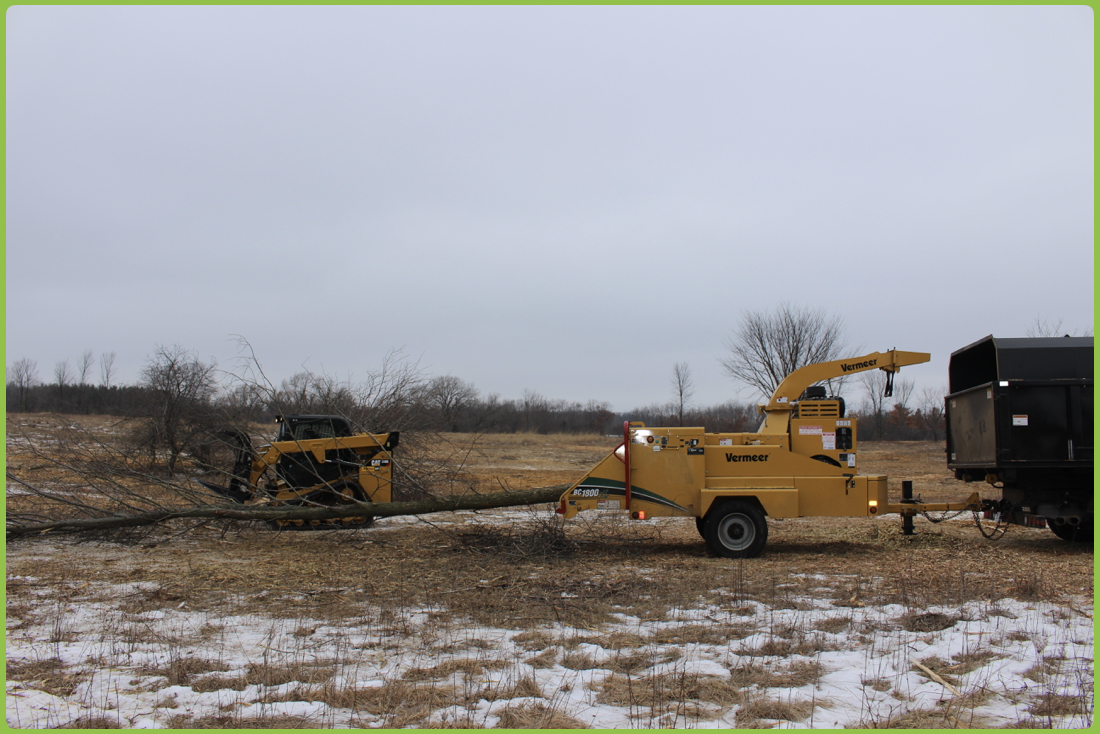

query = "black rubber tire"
[[695, 516, 706, 539], [703, 500, 768, 558], [1049, 518, 1093, 544]]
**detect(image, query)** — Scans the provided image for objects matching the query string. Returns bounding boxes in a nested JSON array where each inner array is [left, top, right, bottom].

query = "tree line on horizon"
[[7, 339, 946, 448]]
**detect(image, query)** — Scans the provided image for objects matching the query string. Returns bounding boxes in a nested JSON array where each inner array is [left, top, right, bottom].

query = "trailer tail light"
[[868, 500, 878, 515], [631, 511, 647, 520]]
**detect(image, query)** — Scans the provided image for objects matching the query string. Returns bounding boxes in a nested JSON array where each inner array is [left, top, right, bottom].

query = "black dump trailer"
[[946, 335, 1093, 542]]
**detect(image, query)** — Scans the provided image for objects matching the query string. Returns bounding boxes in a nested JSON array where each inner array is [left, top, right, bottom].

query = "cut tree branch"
[[6, 483, 571, 540]]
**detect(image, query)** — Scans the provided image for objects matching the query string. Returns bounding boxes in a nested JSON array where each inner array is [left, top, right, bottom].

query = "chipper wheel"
[[702, 500, 768, 558], [268, 482, 376, 531]]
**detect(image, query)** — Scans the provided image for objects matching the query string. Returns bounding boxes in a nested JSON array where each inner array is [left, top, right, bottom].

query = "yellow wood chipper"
[[557, 350, 979, 557]]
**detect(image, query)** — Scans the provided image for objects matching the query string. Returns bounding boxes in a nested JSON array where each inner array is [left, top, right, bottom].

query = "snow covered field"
[[6, 522, 1094, 729]]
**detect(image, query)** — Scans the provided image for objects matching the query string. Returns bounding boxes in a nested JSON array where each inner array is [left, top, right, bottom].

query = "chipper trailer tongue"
[[558, 349, 980, 558]]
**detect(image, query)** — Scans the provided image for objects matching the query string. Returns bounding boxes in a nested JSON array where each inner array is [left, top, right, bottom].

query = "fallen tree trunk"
[[6, 483, 571, 540]]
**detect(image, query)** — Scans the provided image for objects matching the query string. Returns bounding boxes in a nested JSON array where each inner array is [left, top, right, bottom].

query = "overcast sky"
[[6, 5, 1093, 411]]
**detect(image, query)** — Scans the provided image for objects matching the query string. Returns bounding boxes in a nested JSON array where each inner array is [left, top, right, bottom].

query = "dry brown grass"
[[735, 695, 816, 726], [166, 713, 314, 728], [6, 418, 1095, 729], [591, 670, 744, 715], [6, 658, 89, 698], [494, 701, 589, 728]]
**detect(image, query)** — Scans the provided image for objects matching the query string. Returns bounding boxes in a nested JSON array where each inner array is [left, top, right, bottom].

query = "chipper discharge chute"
[[199, 414, 399, 530], [558, 349, 980, 558]]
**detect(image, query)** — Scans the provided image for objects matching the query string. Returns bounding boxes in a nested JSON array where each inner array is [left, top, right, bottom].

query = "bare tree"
[[1026, 316, 1092, 337], [671, 362, 695, 426], [521, 389, 548, 432], [100, 351, 117, 389], [859, 370, 890, 440], [77, 350, 95, 385], [425, 375, 478, 432], [721, 303, 849, 398], [53, 359, 73, 411], [134, 345, 219, 476], [859, 371, 913, 440], [8, 358, 39, 411], [917, 385, 947, 442]]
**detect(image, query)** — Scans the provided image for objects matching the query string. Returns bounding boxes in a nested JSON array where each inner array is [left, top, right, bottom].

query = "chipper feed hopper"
[[558, 350, 979, 557]]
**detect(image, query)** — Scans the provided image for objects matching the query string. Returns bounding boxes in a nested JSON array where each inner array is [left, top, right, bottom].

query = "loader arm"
[[758, 350, 930, 435]]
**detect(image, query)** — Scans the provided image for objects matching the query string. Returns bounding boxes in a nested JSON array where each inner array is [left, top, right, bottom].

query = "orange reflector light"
[[631, 511, 647, 520]]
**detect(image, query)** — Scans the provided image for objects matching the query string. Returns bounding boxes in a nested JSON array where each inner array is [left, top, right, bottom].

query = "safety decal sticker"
[[799, 426, 823, 435]]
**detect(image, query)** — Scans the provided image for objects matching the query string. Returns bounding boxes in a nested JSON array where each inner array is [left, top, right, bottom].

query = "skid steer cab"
[[198, 414, 399, 530], [557, 350, 978, 558]]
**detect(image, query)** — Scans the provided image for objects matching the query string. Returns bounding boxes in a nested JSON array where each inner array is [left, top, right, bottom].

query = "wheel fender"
[[702, 494, 766, 520]]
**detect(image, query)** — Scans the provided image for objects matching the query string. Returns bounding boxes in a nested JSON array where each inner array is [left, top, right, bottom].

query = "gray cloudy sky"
[[6, 5, 1093, 410]]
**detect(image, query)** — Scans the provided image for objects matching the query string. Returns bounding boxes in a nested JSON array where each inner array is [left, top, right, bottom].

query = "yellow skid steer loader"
[[199, 414, 398, 530]]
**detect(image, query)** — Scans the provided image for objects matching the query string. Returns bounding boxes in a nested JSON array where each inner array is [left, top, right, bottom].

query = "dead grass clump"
[[1023, 657, 1060, 683], [862, 707, 974, 729], [949, 649, 999, 675], [759, 659, 826, 688], [477, 674, 543, 702], [451, 517, 576, 559], [862, 677, 892, 693], [560, 651, 601, 670], [511, 630, 555, 651], [245, 660, 330, 687], [523, 648, 559, 669], [494, 701, 589, 729], [57, 716, 122, 728], [812, 615, 851, 634], [154, 656, 230, 686], [898, 611, 958, 632], [742, 634, 833, 657], [606, 650, 656, 675], [1029, 692, 1091, 718], [735, 696, 815, 726], [403, 657, 508, 681], [650, 623, 752, 645], [729, 661, 825, 690], [592, 672, 740, 710], [188, 674, 250, 693], [7, 658, 89, 698], [167, 713, 314, 728], [287, 679, 459, 728]]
